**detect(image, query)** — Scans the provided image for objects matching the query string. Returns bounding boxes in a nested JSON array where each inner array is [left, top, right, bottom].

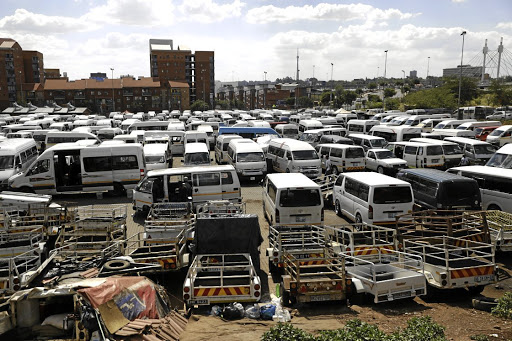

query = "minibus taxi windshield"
[[292, 150, 318, 160], [279, 189, 321, 207], [237, 152, 265, 162], [184, 153, 209, 165], [373, 187, 413, 204]]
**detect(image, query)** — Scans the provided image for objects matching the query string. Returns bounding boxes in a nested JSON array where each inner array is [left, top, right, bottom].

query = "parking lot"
[[50, 155, 512, 341]]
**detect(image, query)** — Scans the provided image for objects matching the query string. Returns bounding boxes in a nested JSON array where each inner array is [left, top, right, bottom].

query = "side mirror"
[[16, 163, 22, 170]]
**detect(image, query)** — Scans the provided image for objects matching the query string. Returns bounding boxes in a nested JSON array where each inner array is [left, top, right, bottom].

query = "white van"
[[485, 143, 512, 168], [97, 127, 123, 141], [45, 131, 100, 148], [444, 137, 497, 165], [430, 128, 476, 139], [215, 135, 243, 164], [132, 165, 241, 212], [227, 140, 266, 180], [335, 113, 358, 126], [409, 138, 463, 169], [183, 143, 211, 167], [197, 125, 215, 149], [300, 128, 347, 147], [333, 172, 414, 225], [456, 121, 501, 131], [275, 124, 299, 139], [387, 141, 445, 169], [415, 118, 446, 133], [347, 119, 380, 134], [298, 119, 323, 134], [432, 119, 476, 131], [184, 131, 209, 150], [266, 138, 321, 178], [9, 143, 145, 195], [144, 143, 171, 170], [113, 134, 138, 144], [486, 125, 512, 147], [262, 173, 323, 226], [348, 133, 387, 151], [369, 125, 422, 142], [315, 144, 365, 175], [0, 139, 38, 189]]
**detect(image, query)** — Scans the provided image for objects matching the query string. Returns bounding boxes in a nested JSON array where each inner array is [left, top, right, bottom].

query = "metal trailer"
[[145, 202, 195, 242], [313, 175, 336, 205], [0, 248, 41, 295], [323, 223, 397, 256], [402, 236, 496, 294], [395, 210, 490, 244], [341, 247, 426, 303], [280, 249, 348, 306], [484, 210, 512, 252], [183, 253, 261, 307], [267, 225, 326, 274], [195, 200, 246, 217]]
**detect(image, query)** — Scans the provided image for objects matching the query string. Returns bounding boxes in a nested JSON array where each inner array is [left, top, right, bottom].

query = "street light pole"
[[330, 63, 333, 108], [110, 68, 115, 112], [264, 71, 267, 82], [201, 69, 206, 107], [426, 56, 430, 82], [384, 50, 388, 79], [313, 65, 315, 78], [458, 31, 467, 119]]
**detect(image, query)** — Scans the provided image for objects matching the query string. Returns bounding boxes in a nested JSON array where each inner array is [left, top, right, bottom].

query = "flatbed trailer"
[[0, 248, 41, 294], [313, 175, 335, 205], [183, 253, 261, 307], [484, 210, 512, 252], [403, 236, 496, 293], [324, 223, 397, 256], [342, 247, 426, 303], [267, 224, 326, 273], [145, 202, 195, 242], [280, 249, 348, 306]]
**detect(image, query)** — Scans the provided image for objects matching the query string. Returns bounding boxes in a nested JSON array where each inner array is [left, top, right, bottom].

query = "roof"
[[348, 133, 385, 140], [318, 143, 361, 149], [342, 172, 410, 186], [0, 39, 17, 49], [44, 77, 160, 90], [269, 138, 315, 151], [398, 168, 475, 182], [147, 164, 235, 177], [169, 81, 190, 88], [267, 173, 320, 188], [496, 144, 512, 154], [21, 83, 43, 91], [449, 165, 512, 178]]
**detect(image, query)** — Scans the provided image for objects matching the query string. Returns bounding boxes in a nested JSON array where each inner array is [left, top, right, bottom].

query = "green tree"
[[383, 88, 397, 98], [443, 77, 479, 105], [488, 80, 512, 106], [298, 96, 314, 108], [190, 100, 209, 111], [385, 98, 401, 110], [367, 94, 381, 102], [343, 90, 358, 106], [403, 87, 457, 109], [320, 91, 333, 105], [215, 99, 230, 109], [368, 83, 377, 90], [285, 97, 296, 106]]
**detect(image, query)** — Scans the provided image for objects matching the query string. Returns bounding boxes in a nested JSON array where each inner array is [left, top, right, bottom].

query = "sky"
[[1, 0, 511, 83]]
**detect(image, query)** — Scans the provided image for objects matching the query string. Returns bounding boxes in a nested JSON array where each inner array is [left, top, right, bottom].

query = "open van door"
[[81, 147, 114, 192]]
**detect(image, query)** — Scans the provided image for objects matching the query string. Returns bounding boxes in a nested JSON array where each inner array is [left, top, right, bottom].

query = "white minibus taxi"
[[387, 142, 445, 169], [486, 125, 512, 147], [298, 119, 323, 134], [370, 125, 422, 142], [45, 131, 100, 148], [215, 135, 243, 164], [266, 138, 321, 178], [183, 143, 211, 167], [347, 119, 380, 134], [144, 144, 170, 171], [315, 144, 365, 175], [409, 138, 463, 169], [274, 124, 299, 139], [0, 139, 38, 189], [184, 131, 209, 150], [133, 165, 241, 212], [333, 172, 414, 225], [262, 173, 323, 226], [9, 143, 145, 195], [444, 137, 497, 165], [486, 143, 512, 168], [227, 140, 266, 180]]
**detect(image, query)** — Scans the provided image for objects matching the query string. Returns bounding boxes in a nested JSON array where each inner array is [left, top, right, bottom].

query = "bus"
[[457, 106, 495, 120], [447, 165, 512, 213]]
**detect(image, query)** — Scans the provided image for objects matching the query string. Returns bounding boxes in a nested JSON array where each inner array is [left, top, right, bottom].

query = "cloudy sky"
[[1, 0, 511, 82]]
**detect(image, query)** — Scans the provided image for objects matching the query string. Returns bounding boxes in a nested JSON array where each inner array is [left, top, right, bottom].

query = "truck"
[[183, 204, 262, 308], [484, 210, 512, 252], [324, 224, 426, 303], [402, 236, 496, 294]]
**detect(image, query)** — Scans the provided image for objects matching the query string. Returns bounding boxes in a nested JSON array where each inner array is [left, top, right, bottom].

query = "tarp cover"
[[78, 277, 167, 320], [195, 215, 263, 270]]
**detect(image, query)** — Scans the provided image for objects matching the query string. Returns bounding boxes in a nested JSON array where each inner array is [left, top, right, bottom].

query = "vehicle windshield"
[[279, 189, 321, 207], [442, 145, 462, 155], [346, 148, 365, 158], [98, 133, 114, 140], [145, 155, 165, 163], [0, 156, 14, 170], [375, 150, 396, 159], [426, 145, 444, 155], [373, 187, 412, 204], [371, 139, 387, 148], [184, 152, 209, 164], [473, 145, 496, 154], [489, 129, 505, 137], [237, 152, 265, 162], [292, 150, 318, 160], [434, 123, 446, 129], [444, 182, 480, 202], [283, 129, 298, 135], [486, 153, 512, 168]]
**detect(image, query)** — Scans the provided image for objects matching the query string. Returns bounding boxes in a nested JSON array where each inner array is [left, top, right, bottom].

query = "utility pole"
[[110, 68, 115, 112], [458, 31, 466, 118], [384, 50, 388, 79]]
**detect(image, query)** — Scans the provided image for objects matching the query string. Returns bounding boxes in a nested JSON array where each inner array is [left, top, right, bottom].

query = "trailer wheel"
[[280, 282, 292, 307], [268, 259, 276, 274], [113, 183, 126, 196], [104, 259, 131, 271], [471, 296, 498, 312], [335, 200, 342, 217], [468, 285, 485, 296]]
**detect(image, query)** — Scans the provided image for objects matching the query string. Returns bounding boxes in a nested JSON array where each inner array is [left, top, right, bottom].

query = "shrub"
[[261, 323, 315, 341], [492, 292, 512, 320]]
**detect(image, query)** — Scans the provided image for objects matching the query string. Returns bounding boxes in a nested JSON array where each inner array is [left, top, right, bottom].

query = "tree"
[[443, 76, 479, 105], [320, 91, 333, 105], [215, 99, 230, 109], [285, 97, 296, 106], [489, 80, 512, 106], [297, 96, 314, 108], [383, 88, 396, 98], [367, 94, 381, 102], [368, 83, 377, 90], [403, 87, 457, 109], [343, 90, 358, 106], [384, 98, 401, 110], [190, 100, 209, 112]]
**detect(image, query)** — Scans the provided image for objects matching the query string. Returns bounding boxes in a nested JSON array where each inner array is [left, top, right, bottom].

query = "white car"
[[365, 148, 407, 175], [486, 111, 512, 120]]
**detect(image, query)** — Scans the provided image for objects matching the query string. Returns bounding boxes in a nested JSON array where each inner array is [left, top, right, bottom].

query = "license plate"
[[352, 163, 359, 166], [432, 159, 439, 163], [392, 291, 411, 300], [475, 275, 494, 282], [388, 212, 397, 218], [296, 216, 306, 222], [250, 176, 255, 180], [188, 299, 209, 305], [310, 295, 331, 302]]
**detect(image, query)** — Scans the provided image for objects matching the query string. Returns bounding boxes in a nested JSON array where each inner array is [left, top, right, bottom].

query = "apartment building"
[[149, 39, 214, 109]]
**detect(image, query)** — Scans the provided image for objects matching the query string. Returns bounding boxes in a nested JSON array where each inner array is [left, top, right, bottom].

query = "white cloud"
[[497, 22, 512, 29], [0, 8, 94, 34], [452, 0, 467, 3], [246, 3, 419, 25], [178, 0, 245, 24]]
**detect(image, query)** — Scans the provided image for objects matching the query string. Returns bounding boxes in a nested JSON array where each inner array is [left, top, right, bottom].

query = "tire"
[[488, 204, 501, 211], [19, 186, 35, 194], [103, 259, 131, 271], [471, 296, 498, 312], [468, 285, 485, 296], [268, 258, 276, 274], [335, 200, 342, 217], [332, 166, 339, 175], [113, 183, 126, 196], [377, 166, 384, 174], [355, 213, 363, 225], [286, 168, 290, 173], [280, 282, 292, 307]]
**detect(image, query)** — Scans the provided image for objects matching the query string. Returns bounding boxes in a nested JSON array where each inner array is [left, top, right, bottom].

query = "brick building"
[[149, 39, 214, 110]]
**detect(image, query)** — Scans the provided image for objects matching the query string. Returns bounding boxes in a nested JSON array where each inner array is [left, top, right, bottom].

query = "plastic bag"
[[222, 302, 244, 320], [245, 304, 260, 319], [272, 308, 291, 322], [211, 305, 222, 316], [260, 304, 276, 320]]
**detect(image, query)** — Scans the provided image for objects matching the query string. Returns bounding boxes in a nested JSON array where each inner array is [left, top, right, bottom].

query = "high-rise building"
[[443, 65, 483, 78], [149, 39, 214, 109]]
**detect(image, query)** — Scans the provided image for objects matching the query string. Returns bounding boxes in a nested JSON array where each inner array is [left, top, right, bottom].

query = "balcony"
[[123, 90, 133, 96]]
